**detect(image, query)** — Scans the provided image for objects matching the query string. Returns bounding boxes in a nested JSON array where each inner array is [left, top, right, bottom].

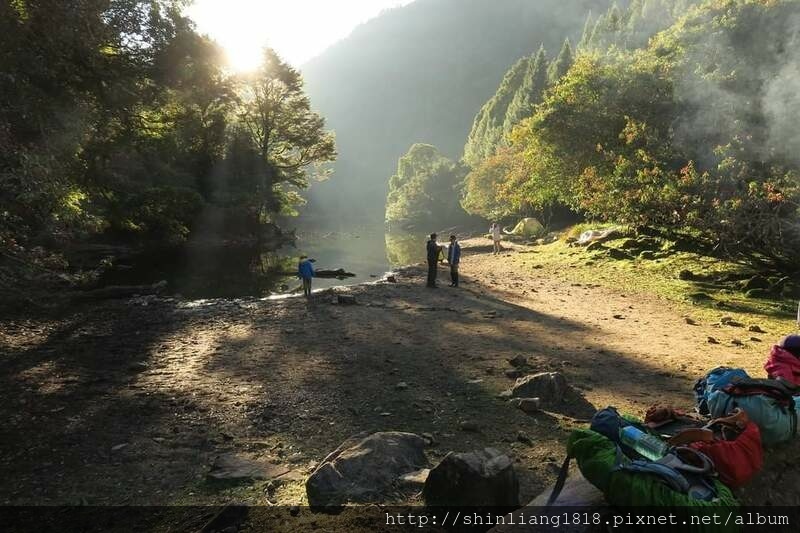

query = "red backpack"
[[646, 406, 763, 489]]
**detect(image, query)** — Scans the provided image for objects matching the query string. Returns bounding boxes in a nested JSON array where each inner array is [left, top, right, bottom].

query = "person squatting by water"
[[491, 222, 502, 255], [448, 234, 461, 287], [426, 233, 442, 288], [298, 255, 315, 297]]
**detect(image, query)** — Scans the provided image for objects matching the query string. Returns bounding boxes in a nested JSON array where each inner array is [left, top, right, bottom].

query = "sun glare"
[[186, 1, 413, 70], [225, 42, 265, 73]]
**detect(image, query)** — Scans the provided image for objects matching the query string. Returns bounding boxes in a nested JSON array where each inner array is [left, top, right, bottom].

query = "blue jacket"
[[448, 242, 461, 265], [298, 260, 314, 279]]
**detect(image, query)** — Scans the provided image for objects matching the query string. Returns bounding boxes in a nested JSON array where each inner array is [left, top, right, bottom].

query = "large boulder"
[[305, 432, 427, 507], [509, 372, 569, 406], [423, 448, 519, 508]]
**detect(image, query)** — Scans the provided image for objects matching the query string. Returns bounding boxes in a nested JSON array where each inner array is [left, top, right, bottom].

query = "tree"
[[547, 39, 574, 85], [238, 49, 336, 222], [385, 144, 467, 226], [504, 45, 549, 131]]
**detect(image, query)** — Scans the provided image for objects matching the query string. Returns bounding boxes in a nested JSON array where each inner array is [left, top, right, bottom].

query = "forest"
[[1, 0, 334, 303], [389, 0, 800, 270]]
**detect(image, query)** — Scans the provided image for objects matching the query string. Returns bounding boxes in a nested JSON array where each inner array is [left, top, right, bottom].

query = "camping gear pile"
[[549, 334, 800, 522]]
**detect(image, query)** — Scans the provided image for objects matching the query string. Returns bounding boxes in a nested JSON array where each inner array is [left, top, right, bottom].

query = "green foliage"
[[506, 0, 800, 268], [547, 39, 574, 85], [236, 49, 336, 225], [112, 186, 204, 244], [385, 144, 467, 226], [0, 1, 335, 259], [302, 0, 612, 220]]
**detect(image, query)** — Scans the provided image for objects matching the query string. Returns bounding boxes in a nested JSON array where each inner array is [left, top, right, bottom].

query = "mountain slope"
[[301, 0, 613, 220]]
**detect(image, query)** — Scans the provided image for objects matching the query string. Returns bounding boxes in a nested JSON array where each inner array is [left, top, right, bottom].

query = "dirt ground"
[[1, 238, 797, 516]]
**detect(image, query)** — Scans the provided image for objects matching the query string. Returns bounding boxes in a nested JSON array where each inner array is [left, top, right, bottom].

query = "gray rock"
[[741, 275, 770, 291], [606, 248, 631, 260], [208, 453, 291, 482], [510, 397, 541, 413], [509, 372, 569, 405], [720, 316, 744, 327], [423, 448, 520, 508], [746, 288, 772, 299], [508, 355, 528, 368], [337, 294, 357, 305], [459, 420, 480, 432], [398, 468, 430, 489], [305, 432, 427, 507]]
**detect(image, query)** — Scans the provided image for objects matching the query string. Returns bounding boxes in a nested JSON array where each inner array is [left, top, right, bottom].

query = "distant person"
[[447, 234, 461, 287], [426, 233, 442, 288], [490, 222, 503, 255], [298, 255, 315, 297]]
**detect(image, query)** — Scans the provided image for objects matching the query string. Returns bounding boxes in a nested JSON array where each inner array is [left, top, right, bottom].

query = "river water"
[[96, 226, 424, 299]]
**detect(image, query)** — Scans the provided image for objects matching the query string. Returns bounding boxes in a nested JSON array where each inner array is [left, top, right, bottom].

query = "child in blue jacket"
[[298, 256, 315, 297]]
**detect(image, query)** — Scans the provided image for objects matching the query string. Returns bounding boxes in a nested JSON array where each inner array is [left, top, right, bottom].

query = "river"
[[95, 225, 425, 299]]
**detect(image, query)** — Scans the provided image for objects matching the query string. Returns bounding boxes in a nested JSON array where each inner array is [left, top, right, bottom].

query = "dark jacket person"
[[426, 233, 441, 288]]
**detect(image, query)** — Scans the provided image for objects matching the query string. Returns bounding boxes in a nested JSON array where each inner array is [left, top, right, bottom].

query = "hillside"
[[301, 0, 614, 220]]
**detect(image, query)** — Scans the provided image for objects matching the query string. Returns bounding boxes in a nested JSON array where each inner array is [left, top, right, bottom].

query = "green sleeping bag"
[[567, 429, 739, 533]]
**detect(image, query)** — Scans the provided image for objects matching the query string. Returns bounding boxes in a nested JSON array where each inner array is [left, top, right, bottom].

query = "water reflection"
[[98, 228, 424, 299]]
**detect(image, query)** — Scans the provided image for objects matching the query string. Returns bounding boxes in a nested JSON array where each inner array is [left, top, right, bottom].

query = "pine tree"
[[547, 39, 574, 85], [504, 45, 548, 131], [578, 12, 596, 51], [463, 56, 529, 167]]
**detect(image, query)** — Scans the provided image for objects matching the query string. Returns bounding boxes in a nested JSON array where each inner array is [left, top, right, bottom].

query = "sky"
[[185, 0, 414, 71]]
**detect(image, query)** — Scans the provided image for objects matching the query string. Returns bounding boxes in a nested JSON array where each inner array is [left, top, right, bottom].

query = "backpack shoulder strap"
[[546, 455, 573, 506]]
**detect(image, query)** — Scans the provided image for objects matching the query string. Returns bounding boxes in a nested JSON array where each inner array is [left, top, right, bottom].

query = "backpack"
[[694, 367, 750, 416], [705, 377, 800, 445], [657, 408, 763, 488], [549, 408, 736, 511]]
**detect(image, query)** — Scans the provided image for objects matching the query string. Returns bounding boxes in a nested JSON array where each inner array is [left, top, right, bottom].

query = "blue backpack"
[[694, 367, 750, 415], [705, 377, 799, 445]]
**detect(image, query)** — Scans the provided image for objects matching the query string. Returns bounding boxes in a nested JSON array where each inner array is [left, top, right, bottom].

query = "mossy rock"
[[619, 238, 641, 250], [688, 291, 713, 302], [678, 269, 694, 281], [741, 275, 770, 291], [586, 241, 605, 252], [771, 276, 791, 290], [607, 248, 632, 260], [746, 288, 773, 299], [782, 284, 799, 297], [635, 236, 660, 249], [638, 250, 656, 260]]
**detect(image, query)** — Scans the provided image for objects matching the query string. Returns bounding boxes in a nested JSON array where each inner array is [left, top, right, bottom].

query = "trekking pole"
[[797, 300, 800, 331]]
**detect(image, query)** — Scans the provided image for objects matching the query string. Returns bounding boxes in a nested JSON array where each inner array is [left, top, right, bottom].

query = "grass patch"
[[522, 228, 797, 333]]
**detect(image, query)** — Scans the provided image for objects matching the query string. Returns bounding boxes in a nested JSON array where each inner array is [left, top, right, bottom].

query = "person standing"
[[298, 255, 315, 297], [426, 233, 441, 288], [447, 234, 461, 287], [490, 222, 503, 255]]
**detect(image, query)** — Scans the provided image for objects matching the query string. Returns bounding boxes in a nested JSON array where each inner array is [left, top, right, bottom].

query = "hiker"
[[764, 334, 800, 385], [426, 233, 442, 288], [447, 234, 461, 287], [298, 255, 315, 297], [490, 222, 502, 254]]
